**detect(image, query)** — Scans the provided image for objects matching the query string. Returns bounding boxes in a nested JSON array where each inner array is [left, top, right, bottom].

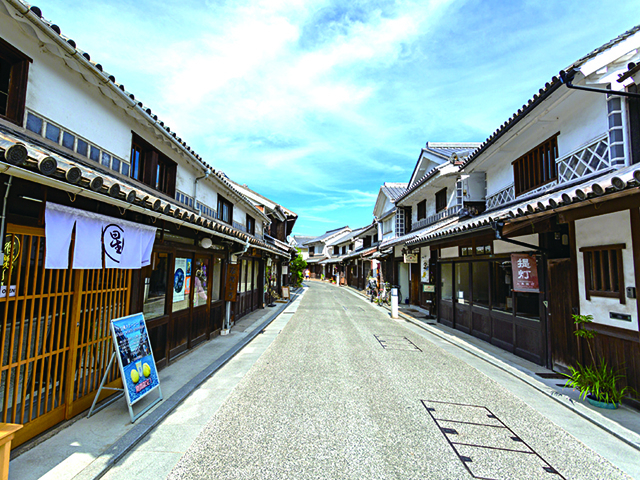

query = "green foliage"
[[289, 250, 307, 287], [564, 313, 632, 405], [564, 359, 628, 404]]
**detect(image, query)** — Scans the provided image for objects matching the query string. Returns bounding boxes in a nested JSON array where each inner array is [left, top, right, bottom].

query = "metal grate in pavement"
[[374, 334, 422, 352], [421, 400, 565, 480]]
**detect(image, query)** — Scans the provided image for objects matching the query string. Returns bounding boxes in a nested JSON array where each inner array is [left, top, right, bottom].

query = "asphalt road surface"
[[167, 282, 631, 480]]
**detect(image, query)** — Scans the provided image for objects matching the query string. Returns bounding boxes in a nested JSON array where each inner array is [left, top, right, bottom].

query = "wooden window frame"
[[130, 133, 177, 196], [309, 246, 315, 257], [0, 37, 31, 126], [579, 243, 625, 304], [333, 245, 339, 255], [435, 188, 447, 213], [246, 214, 255, 236], [512, 133, 559, 197], [217, 195, 233, 225], [417, 199, 426, 221]]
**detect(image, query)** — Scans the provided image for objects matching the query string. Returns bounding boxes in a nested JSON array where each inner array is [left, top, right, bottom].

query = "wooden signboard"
[[224, 264, 240, 302], [511, 253, 539, 292], [282, 286, 290, 299]]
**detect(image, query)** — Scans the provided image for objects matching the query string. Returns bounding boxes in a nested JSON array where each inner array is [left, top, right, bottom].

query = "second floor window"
[[513, 134, 558, 196], [130, 134, 177, 196], [436, 188, 447, 213], [417, 200, 426, 221], [217, 195, 233, 224], [342, 246, 346, 255], [309, 246, 315, 256], [246, 215, 255, 235], [0, 38, 30, 126], [363, 236, 372, 248], [333, 246, 339, 255]]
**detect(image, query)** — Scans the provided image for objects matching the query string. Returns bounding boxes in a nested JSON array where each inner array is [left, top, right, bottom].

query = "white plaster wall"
[[477, 89, 608, 198], [575, 210, 637, 331], [493, 234, 539, 254], [394, 245, 403, 257], [233, 204, 246, 226], [440, 247, 458, 259], [1, 13, 220, 202]]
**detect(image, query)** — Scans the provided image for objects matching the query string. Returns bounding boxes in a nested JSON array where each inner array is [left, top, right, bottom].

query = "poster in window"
[[173, 258, 187, 302], [511, 253, 539, 292], [110, 313, 160, 406]]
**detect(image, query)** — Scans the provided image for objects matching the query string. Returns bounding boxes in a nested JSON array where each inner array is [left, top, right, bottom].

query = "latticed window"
[[513, 135, 558, 196], [579, 244, 625, 304]]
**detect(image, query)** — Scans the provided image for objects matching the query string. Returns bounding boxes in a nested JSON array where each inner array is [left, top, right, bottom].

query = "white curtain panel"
[[44, 202, 76, 269], [45, 202, 157, 270]]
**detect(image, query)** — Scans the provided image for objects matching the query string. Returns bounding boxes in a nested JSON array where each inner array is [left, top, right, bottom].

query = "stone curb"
[[336, 283, 640, 453], [73, 287, 306, 480]]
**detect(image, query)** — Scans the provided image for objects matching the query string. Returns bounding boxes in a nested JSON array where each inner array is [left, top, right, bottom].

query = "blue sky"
[[32, 0, 640, 236]]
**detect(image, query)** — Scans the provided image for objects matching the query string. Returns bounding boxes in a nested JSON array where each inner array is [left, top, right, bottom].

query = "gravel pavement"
[[167, 282, 632, 480]]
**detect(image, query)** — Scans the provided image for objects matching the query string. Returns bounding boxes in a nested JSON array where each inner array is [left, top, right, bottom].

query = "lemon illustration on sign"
[[131, 369, 139, 384], [143, 363, 151, 378]]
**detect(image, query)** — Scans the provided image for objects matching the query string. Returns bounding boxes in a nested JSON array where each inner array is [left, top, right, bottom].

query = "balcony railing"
[[411, 205, 463, 232]]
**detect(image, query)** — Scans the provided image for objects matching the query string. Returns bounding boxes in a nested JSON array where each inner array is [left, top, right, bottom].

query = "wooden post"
[[0, 424, 22, 480], [65, 270, 84, 419]]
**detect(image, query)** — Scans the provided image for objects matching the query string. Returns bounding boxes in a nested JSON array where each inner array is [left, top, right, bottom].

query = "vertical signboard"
[[225, 264, 240, 302], [421, 253, 429, 283], [511, 253, 539, 292]]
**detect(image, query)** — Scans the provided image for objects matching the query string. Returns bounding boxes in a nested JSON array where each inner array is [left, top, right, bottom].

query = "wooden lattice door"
[[0, 224, 131, 447]]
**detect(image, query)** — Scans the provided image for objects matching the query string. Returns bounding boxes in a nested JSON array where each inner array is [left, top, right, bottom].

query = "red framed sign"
[[511, 253, 539, 293]]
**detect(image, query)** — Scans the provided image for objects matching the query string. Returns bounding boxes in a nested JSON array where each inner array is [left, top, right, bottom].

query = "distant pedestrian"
[[305, 268, 310, 281]]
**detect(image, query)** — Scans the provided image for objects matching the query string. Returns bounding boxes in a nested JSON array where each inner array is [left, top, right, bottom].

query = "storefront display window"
[[472, 262, 490, 307], [172, 256, 191, 312], [193, 257, 208, 307], [211, 257, 222, 302], [455, 262, 470, 304], [247, 260, 253, 291], [491, 261, 512, 312], [515, 292, 539, 319], [441, 263, 453, 300], [144, 252, 168, 319]]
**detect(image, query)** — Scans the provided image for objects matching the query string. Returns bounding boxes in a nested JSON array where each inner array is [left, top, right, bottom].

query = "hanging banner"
[[421, 253, 429, 282], [511, 253, 539, 292], [45, 202, 156, 270], [111, 313, 160, 406]]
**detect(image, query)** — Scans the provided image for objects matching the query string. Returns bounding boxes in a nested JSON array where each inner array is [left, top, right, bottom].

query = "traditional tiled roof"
[[0, 129, 289, 256], [460, 24, 640, 171], [303, 226, 350, 245], [292, 235, 316, 247], [406, 163, 640, 246], [326, 226, 368, 246], [395, 161, 454, 204], [2, 0, 269, 223], [380, 182, 408, 201], [305, 255, 327, 264]]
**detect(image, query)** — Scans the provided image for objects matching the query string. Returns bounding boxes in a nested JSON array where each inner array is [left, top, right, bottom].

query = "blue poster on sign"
[[111, 313, 160, 406]]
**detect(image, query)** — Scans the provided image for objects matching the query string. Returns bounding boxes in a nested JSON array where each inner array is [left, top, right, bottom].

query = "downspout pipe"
[[0, 176, 13, 255], [193, 170, 211, 212], [559, 70, 640, 99], [224, 240, 250, 331]]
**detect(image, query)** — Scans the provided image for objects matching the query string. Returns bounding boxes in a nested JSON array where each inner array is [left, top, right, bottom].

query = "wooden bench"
[[0, 424, 22, 480]]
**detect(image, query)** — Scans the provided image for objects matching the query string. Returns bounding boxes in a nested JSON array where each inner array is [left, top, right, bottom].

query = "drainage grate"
[[374, 334, 422, 352], [421, 400, 565, 480]]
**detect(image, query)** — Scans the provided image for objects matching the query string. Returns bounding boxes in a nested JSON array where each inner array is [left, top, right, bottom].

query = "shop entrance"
[[235, 257, 262, 320], [547, 259, 576, 369], [0, 224, 131, 447]]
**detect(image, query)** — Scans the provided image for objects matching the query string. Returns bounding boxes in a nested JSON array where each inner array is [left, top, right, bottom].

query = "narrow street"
[[141, 282, 632, 480]]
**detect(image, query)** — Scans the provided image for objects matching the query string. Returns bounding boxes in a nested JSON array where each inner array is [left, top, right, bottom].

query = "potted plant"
[[563, 314, 629, 409]]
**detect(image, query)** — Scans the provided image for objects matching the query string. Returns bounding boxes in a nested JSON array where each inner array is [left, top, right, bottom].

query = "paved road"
[[167, 282, 631, 480]]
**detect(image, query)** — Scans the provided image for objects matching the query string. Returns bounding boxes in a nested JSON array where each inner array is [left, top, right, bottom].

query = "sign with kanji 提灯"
[[511, 253, 539, 293]]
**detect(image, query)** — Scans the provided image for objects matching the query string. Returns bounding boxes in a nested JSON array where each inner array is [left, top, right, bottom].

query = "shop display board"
[[87, 312, 162, 423], [225, 264, 240, 302]]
